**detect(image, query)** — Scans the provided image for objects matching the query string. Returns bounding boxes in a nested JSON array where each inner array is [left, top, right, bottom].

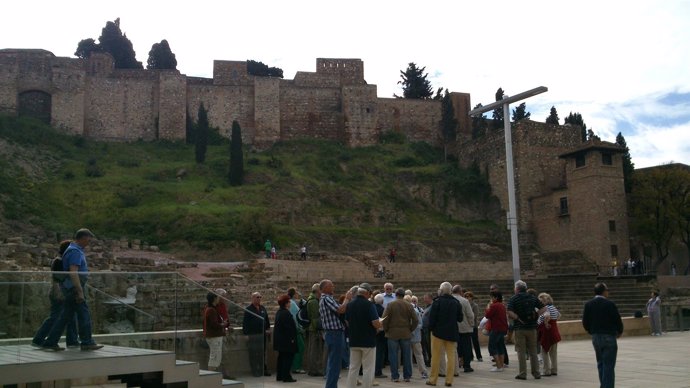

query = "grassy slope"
[[0, 116, 505, 258]]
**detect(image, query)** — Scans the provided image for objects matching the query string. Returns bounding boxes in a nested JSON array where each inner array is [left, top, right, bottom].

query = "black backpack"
[[296, 301, 311, 328], [51, 256, 68, 283]]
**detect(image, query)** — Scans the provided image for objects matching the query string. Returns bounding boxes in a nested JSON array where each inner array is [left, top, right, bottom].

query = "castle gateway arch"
[[18, 90, 51, 124]]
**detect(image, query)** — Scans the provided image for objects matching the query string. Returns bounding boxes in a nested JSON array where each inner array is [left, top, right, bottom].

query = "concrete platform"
[[241, 331, 690, 388]]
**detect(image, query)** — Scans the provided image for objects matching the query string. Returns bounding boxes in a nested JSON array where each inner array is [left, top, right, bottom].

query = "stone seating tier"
[[254, 259, 653, 321]]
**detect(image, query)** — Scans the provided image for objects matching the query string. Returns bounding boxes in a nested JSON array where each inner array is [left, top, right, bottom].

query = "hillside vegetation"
[[0, 116, 507, 260]]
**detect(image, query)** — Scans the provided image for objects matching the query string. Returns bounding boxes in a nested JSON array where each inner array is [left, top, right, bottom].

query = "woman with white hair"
[[537, 293, 561, 377]]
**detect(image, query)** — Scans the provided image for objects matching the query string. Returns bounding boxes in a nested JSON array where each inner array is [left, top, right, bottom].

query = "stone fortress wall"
[[0, 49, 459, 148], [457, 121, 630, 269], [0, 48, 630, 269]]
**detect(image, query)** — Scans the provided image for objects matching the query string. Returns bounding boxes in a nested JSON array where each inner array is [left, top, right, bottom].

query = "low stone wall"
[[475, 316, 651, 346]]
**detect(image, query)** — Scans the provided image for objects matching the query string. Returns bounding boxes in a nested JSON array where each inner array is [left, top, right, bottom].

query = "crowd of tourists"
[[30, 232, 650, 388], [202, 279, 580, 387]]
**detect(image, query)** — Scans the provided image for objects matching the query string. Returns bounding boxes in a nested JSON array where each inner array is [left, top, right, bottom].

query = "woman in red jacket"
[[204, 292, 226, 371], [485, 291, 508, 372]]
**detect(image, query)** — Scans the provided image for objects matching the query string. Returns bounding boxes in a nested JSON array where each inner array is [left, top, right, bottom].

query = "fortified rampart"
[[458, 121, 630, 269], [0, 49, 465, 147]]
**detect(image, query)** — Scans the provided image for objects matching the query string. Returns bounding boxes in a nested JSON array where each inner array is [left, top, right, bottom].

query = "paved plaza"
[[242, 331, 690, 388]]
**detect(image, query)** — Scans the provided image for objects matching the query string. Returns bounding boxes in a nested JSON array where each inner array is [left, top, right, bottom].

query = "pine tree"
[[511, 102, 531, 122], [246, 60, 284, 78], [74, 38, 102, 58], [616, 132, 635, 193], [440, 89, 458, 160], [492, 88, 504, 126], [229, 120, 244, 186], [564, 112, 587, 142], [397, 63, 433, 99], [195, 103, 209, 164], [97, 18, 142, 69], [147, 39, 177, 70], [545, 106, 559, 125]]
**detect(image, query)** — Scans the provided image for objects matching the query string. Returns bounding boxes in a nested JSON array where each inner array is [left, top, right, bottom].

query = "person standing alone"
[[646, 291, 662, 336], [582, 283, 623, 388]]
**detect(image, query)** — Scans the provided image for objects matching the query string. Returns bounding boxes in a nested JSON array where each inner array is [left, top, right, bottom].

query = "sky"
[[2, 0, 689, 167]]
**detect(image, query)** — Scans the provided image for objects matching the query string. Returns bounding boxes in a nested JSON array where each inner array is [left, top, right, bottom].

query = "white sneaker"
[[490, 367, 504, 372]]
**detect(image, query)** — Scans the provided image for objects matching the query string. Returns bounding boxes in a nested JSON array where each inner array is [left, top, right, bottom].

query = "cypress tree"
[[511, 102, 531, 122], [397, 62, 433, 99], [564, 112, 587, 142], [616, 132, 635, 193], [229, 120, 244, 186], [440, 89, 458, 161], [545, 106, 559, 125], [195, 103, 209, 164], [492, 88, 505, 127]]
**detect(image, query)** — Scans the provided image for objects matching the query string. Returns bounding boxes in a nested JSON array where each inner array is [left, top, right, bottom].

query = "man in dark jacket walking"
[[582, 283, 624, 388], [426, 282, 462, 387]]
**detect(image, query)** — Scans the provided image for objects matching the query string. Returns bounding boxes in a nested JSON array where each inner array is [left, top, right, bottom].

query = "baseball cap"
[[74, 228, 95, 239]]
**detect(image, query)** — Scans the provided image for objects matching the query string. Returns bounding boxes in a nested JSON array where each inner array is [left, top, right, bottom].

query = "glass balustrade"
[[0, 271, 266, 387]]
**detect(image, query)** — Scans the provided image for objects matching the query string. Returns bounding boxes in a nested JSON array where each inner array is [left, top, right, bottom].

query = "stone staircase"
[[0, 344, 242, 388], [251, 259, 653, 321]]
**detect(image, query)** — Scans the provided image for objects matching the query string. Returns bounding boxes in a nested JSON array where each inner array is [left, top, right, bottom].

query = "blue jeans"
[[32, 293, 79, 346], [388, 338, 412, 380], [324, 330, 344, 388], [43, 287, 95, 347], [592, 334, 617, 388]]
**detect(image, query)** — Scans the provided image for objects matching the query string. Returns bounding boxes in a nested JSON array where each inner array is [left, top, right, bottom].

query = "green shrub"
[[379, 131, 406, 144], [85, 159, 105, 177], [116, 187, 143, 207], [73, 136, 86, 148], [393, 156, 420, 168], [267, 155, 283, 169], [410, 141, 443, 165], [117, 159, 141, 168]]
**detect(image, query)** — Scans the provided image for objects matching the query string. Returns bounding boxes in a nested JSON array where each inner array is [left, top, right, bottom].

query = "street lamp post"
[[468, 86, 548, 283]]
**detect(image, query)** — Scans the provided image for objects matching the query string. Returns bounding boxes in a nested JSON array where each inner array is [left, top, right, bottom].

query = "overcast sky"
[[3, 0, 689, 167]]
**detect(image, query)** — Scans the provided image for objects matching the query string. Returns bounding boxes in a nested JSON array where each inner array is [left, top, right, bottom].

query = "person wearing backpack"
[[507, 280, 546, 380], [31, 240, 79, 348], [41, 229, 103, 351]]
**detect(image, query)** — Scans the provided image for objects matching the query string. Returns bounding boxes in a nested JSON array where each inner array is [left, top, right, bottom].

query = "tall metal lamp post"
[[468, 86, 548, 283]]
